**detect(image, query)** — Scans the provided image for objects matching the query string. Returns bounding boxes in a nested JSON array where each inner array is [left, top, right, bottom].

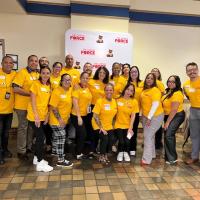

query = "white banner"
[[65, 29, 133, 72]]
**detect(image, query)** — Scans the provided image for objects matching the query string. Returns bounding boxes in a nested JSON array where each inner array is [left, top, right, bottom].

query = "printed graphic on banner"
[[65, 29, 133, 72]]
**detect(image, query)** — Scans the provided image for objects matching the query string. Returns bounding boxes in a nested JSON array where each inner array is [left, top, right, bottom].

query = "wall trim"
[[17, 0, 200, 27]]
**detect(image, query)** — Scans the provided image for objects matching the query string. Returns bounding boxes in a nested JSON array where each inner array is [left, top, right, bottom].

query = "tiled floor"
[[0, 132, 200, 200]]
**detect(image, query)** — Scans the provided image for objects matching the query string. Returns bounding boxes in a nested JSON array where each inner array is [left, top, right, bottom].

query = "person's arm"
[[72, 97, 83, 126], [51, 106, 65, 127], [127, 113, 135, 135], [93, 113, 108, 135], [12, 83, 30, 96], [146, 101, 159, 126], [164, 102, 179, 130], [30, 92, 40, 127]]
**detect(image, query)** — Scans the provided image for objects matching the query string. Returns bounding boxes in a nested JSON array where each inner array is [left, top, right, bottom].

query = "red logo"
[[115, 37, 128, 44], [81, 49, 95, 55], [70, 34, 85, 41], [93, 63, 106, 69]]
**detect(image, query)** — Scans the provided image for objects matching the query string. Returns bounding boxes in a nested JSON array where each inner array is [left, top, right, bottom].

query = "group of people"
[[0, 54, 199, 172]]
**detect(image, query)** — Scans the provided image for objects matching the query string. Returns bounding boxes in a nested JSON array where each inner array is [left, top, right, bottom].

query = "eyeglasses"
[[167, 81, 175, 84]]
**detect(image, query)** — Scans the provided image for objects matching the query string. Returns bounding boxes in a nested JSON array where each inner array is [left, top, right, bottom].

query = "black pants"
[[116, 129, 130, 152], [0, 113, 13, 153], [155, 126, 163, 149], [164, 111, 185, 161], [29, 121, 46, 162], [43, 123, 52, 146], [71, 114, 91, 155], [94, 130, 115, 154], [130, 113, 139, 151]]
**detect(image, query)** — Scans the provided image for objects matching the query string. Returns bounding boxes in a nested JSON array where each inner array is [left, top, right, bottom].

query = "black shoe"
[[17, 153, 29, 161], [4, 150, 12, 158], [56, 160, 73, 167], [87, 153, 95, 160]]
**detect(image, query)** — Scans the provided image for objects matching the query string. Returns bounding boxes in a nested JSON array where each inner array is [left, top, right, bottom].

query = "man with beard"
[[83, 62, 93, 79], [183, 62, 200, 164], [39, 57, 49, 68]]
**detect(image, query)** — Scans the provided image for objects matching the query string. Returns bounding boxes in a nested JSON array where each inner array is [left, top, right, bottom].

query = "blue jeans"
[[164, 111, 185, 162]]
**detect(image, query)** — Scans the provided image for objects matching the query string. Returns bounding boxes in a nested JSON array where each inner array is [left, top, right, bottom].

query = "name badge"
[[53, 81, 58, 85], [0, 75, 5, 80], [82, 90, 87, 93], [94, 84, 100, 90], [189, 88, 196, 93], [60, 94, 66, 99], [117, 102, 124, 106], [41, 87, 48, 92], [72, 75, 77, 79], [104, 104, 111, 110]]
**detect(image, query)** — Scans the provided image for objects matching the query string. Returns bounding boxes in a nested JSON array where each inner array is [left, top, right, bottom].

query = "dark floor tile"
[[7, 183, 22, 190], [17, 189, 33, 198], [121, 184, 135, 192], [96, 179, 109, 186], [125, 191, 140, 200], [72, 180, 84, 187], [2, 190, 18, 198], [60, 180, 73, 188], [108, 178, 120, 186], [119, 178, 132, 185], [48, 181, 60, 189], [24, 176, 37, 182]]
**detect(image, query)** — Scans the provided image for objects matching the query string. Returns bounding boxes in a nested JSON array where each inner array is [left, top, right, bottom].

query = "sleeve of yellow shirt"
[[72, 89, 79, 99], [132, 99, 139, 113], [156, 80, 165, 93], [30, 81, 38, 95], [49, 89, 60, 108], [13, 69, 26, 87], [152, 88, 161, 101], [171, 92, 183, 103], [92, 98, 102, 115]]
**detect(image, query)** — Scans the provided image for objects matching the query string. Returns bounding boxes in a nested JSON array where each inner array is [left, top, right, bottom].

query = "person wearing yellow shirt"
[[128, 66, 143, 156], [151, 68, 165, 150], [13, 55, 39, 160], [109, 62, 121, 86], [39, 56, 49, 68], [61, 54, 80, 87], [183, 62, 200, 164], [49, 73, 73, 168], [88, 66, 109, 106], [27, 66, 53, 172], [50, 62, 62, 90], [162, 75, 185, 165], [114, 63, 130, 98], [140, 73, 164, 165], [92, 83, 117, 164], [71, 72, 93, 160], [83, 62, 93, 79], [115, 83, 139, 162], [0, 56, 16, 164]]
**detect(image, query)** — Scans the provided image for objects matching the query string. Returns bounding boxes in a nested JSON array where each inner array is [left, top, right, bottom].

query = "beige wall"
[[0, 12, 70, 68], [129, 22, 200, 84]]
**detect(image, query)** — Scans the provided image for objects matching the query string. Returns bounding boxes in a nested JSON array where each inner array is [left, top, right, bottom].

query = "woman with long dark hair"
[[128, 66, 143, 156], [27, 66, 53, 172], [162, 75, 185, 164], [140, 73, 164, 165], [115, 83, 139, 162]]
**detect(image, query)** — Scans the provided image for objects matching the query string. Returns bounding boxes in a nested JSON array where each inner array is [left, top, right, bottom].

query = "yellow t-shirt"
[[71, 87, 92, 116], [109, 76, 120, 86], [13, 68, 39, 110], [27, 80, 51, 121], [92, 98, 117, 131], [50, 74, 61, 90], [183, 77, 200, 108], [140, 87, 163, 117], [162, 91, 184, 115], [88, 79, 105, 105], [49, 86, 72, 126], [0, 69, 16, 114], [114, 75, 129, 98], [115, 97, 139, 129], [61, 67, 80, 85], [156, 80, 165, 93], [131, 80, 143, 110]]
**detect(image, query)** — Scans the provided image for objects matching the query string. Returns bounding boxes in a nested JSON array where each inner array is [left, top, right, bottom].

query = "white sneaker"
[[130, 151, 136, 156], [124, 152, 131, 162], [33, 156, 48, 165], [117, 152, 123, 162], [36, 160, 53, 172]]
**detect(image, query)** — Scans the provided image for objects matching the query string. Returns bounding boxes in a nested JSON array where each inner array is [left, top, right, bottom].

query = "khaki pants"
[[15, 109, 33, 154]]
